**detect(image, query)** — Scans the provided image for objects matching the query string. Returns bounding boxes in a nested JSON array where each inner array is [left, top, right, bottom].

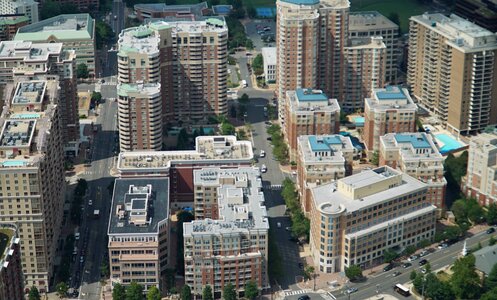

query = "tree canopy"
[[126, 282, 144, 300], [147, 286, 161, 300], [203, 285, 214, 300], [77, 63, 89, 79], [112, 283, 126, 300], [450, 255, 481, 299], [223, 283, 237, 300], [40, 0, 79, 20], [56, 282, 69, 298], [29, 287, 41, 300], [95, 21, 114, 49], [244, 280, 259, 300], [345, 265, 363, 281], [180, 285, 192, 300], [251, 54, 264, 76]]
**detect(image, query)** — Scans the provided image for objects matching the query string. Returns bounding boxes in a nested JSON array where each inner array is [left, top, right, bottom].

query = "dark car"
[[383, 264, 394, 272], [487, 227, 495, 234], [419, 259, 428, 266], [393, 271, 401, 277], [402, 262, 412, 268], [266, 137, 272, 141], [298, 296, 310, 300]]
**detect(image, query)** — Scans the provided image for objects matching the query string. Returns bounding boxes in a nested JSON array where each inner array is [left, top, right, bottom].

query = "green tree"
[[176, 128, 190, 150], [388, 12, 400, 29], [402, 245, 417, 256], [345, 265, 363, 281], [468, 198, 485, 224], [203, 285, 214, 300], [223, 283, 237, 300], [77, 63, 89, 79], [410, 270, 417, 281], [450, 255, 481, 299], [126, 282, 144, 300], [91, 91, 102, 103], [413, 272, 424, 293], [425, 273, 454, 300], [95, 20, 114, 49], [383, 248, 399, 263], [488, 203, 497, 225], [244, 280, 259, 300], [29, 286, 41, 300], [444, 151, 468, 193], [147, 286, 161, 300], [304, 266, 315, 280], [482, 287, 497, 300], [238, 93, 249, 104], [490, 236, 497, 246], [56, 282, 69, 298], [370, 151, 379, 166], [100, 261, 110, 277], [251, 54, 264, 75], [485, 263, 497, 291], [180, 285, 192, 300], [40, 0, 79, 20], [221, 121, 236, 135], [112, 283, 126, 300]]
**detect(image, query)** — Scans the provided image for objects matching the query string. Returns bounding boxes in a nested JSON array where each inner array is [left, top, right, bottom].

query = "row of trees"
[[281, 178, 310, 240], [251, 54, 264, 76], [112, 282, 160, 300], [226, 16, 253, 50], [267, 124, 289, 164], [70, 179, 88, 226], [451, 198, 490, 226]]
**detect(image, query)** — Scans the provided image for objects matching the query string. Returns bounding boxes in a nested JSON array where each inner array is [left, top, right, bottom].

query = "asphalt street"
[[78, 98, 118, 300]]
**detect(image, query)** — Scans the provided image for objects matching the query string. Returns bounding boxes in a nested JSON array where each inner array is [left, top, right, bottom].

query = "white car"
[[408, 255, 419, 262], [88, 199, 93, 206], [261, 164, 267, 173], [260, 150, 266, 158]]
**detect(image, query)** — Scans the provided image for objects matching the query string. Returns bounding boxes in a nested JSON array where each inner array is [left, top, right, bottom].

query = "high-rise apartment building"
[[117, 83, 162, 151], [108, 177, 170, 291], [284, 88, 340, 159], [349, 11, 399, 83], [184, 167, 269, 298], [276, 0, 349, 124], [133, 2, 208, 21], [296, 135, 355, 213], [379, 133, 447, 210], [0, 0, 38, 23], [408, 13, 497, 135], [309, 166, 436, 273], [463, 131, 497, 206], [0, 223, 23, 300], [454, 0, 497, 33], [117, 136, 253, 204], [343, 36, 386, 111], [0, 16, 29, 41], [14, 14, 97, 78], [0, 79, 65, 292], [0, 41, 79, 146], [363, 86, 417, 151], [117, 19, 228, 140]]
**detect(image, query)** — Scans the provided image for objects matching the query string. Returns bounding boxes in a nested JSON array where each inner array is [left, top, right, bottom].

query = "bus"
[[394, 284, 411, 297]]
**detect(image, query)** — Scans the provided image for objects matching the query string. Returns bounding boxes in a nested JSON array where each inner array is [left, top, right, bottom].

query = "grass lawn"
[[436, 270, 451, 282], [351, 0, 430, 33]]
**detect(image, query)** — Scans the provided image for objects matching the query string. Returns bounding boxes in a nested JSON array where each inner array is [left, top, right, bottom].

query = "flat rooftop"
[[14, 14, 94, 41], [12, 81, 46, 104], [312, 167, 427, 213], [346, 36, 385, 49], [261, 47, 276, 65], [349, 11, 399, 31], [381, 132, 444, 163], [367, 86, 417, 111], [108, 178, 169, 235], [299, 135, 354, 163], [411, 13, 497, 51], [0, 120, 36, 148], [185, 167, 269, 235], [134, 2, 207, 15], [117, 136, 253, 171], [118, 25, 161, 55], [288, 89, 340, 113], [117, 83, 161, 97], [0, 41, 63, 61]]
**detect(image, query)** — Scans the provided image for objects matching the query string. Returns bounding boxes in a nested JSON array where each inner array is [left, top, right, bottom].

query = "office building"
[[276, 0, 349, 124], [454, 0, 497, 33], [343, 36, 386, 111], [117, 136, 254, 204], [363, 86, 417, 152], [0, 41, 79, 145], [0, 79, 65, 292], [14, 14, 97, 78], [349, 11, 399, 83], [297, 135, 355, 213], [261, 47, 276, 83], [463, 131, 497, 206], [108, 177, 170, 291], [408, 13, 497, 135], [117, 83, 162, 151], [0, 0, 38, 23], [379, 133, 447, 210], [0, 15, 29, 41], [0, 223, 23, 300], [184, 167, 269, 297], [117, 19, 228, 126], [284, 88, 340, 159], [133, 2, 208, 22], [309, 166, 436, 273]]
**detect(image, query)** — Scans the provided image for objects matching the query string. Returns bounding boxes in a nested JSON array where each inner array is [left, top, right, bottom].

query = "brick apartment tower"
[[408, 13, 497, 135]]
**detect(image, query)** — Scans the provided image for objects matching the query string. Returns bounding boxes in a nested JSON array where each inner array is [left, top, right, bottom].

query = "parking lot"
[[245, 19, 276, 50]]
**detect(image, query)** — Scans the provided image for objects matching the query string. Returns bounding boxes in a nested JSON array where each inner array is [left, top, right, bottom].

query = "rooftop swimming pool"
[[435, 134, 465, 154], [353, 117, 365, 127], [10, 113, 40, 119], [2, 160, 27, 167]]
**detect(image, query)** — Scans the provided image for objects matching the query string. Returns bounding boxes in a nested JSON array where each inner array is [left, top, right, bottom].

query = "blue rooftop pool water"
[[3, 160, 26, 167], [11, 113, 40, 119], [353, 117, 365, 126], [435, 134, 464, 154]]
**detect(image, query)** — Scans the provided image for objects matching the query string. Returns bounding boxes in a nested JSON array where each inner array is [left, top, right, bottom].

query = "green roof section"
[[117, 84, 138, 97], [149, 22, 172, 31], [0, 227, 14, 262], [14, 13, 94, 42], [0, 16, 29, 26], [132, 28, 153, 38], [206, 18, 224, 27]]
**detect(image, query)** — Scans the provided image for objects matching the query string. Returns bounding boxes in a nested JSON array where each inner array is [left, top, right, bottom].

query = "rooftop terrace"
[[288, 89, 340, 113], [349, 11, 399, 30], [367, 86, 417, 111], [381, 132, 443, 161], [12, 81, 46, 104], [185, 167, 268, 235], [0, 120, 36, 148], [117, 83, 161, 97], [108, 178, 169, 235], [117, 136, 253, 171], [0, 41, 63, 61]]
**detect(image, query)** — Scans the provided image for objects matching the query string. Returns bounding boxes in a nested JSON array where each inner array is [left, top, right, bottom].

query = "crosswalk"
[[284, 289, 311, 296], [83, 171, 92, 175], [262, 183, 282, 190], [323, 292, 337, 300]]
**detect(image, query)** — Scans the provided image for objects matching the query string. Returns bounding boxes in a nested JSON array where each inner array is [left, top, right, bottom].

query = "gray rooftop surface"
[[108, 177, 169, 235], [474, 244, 497, 275]]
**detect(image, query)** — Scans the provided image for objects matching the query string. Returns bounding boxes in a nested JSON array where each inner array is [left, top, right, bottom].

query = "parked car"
[[261, 164, 267, 173], [88, 199, 93, 206], [419, 259, 428, 266], [487, 227, 495, 234], [408, 255, 419, 262], [438, 243, 449, 249], [421, 268, 427, 274], [393, 271, 401, 277], [402, 262, 412, 268], [298, 295, 310, 300], [420, 250, 429, 257], [346, 287, 358, 294], [277, 222, 281, 228], [260, 150, 266, 158], [383, 264, 394, 272]]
